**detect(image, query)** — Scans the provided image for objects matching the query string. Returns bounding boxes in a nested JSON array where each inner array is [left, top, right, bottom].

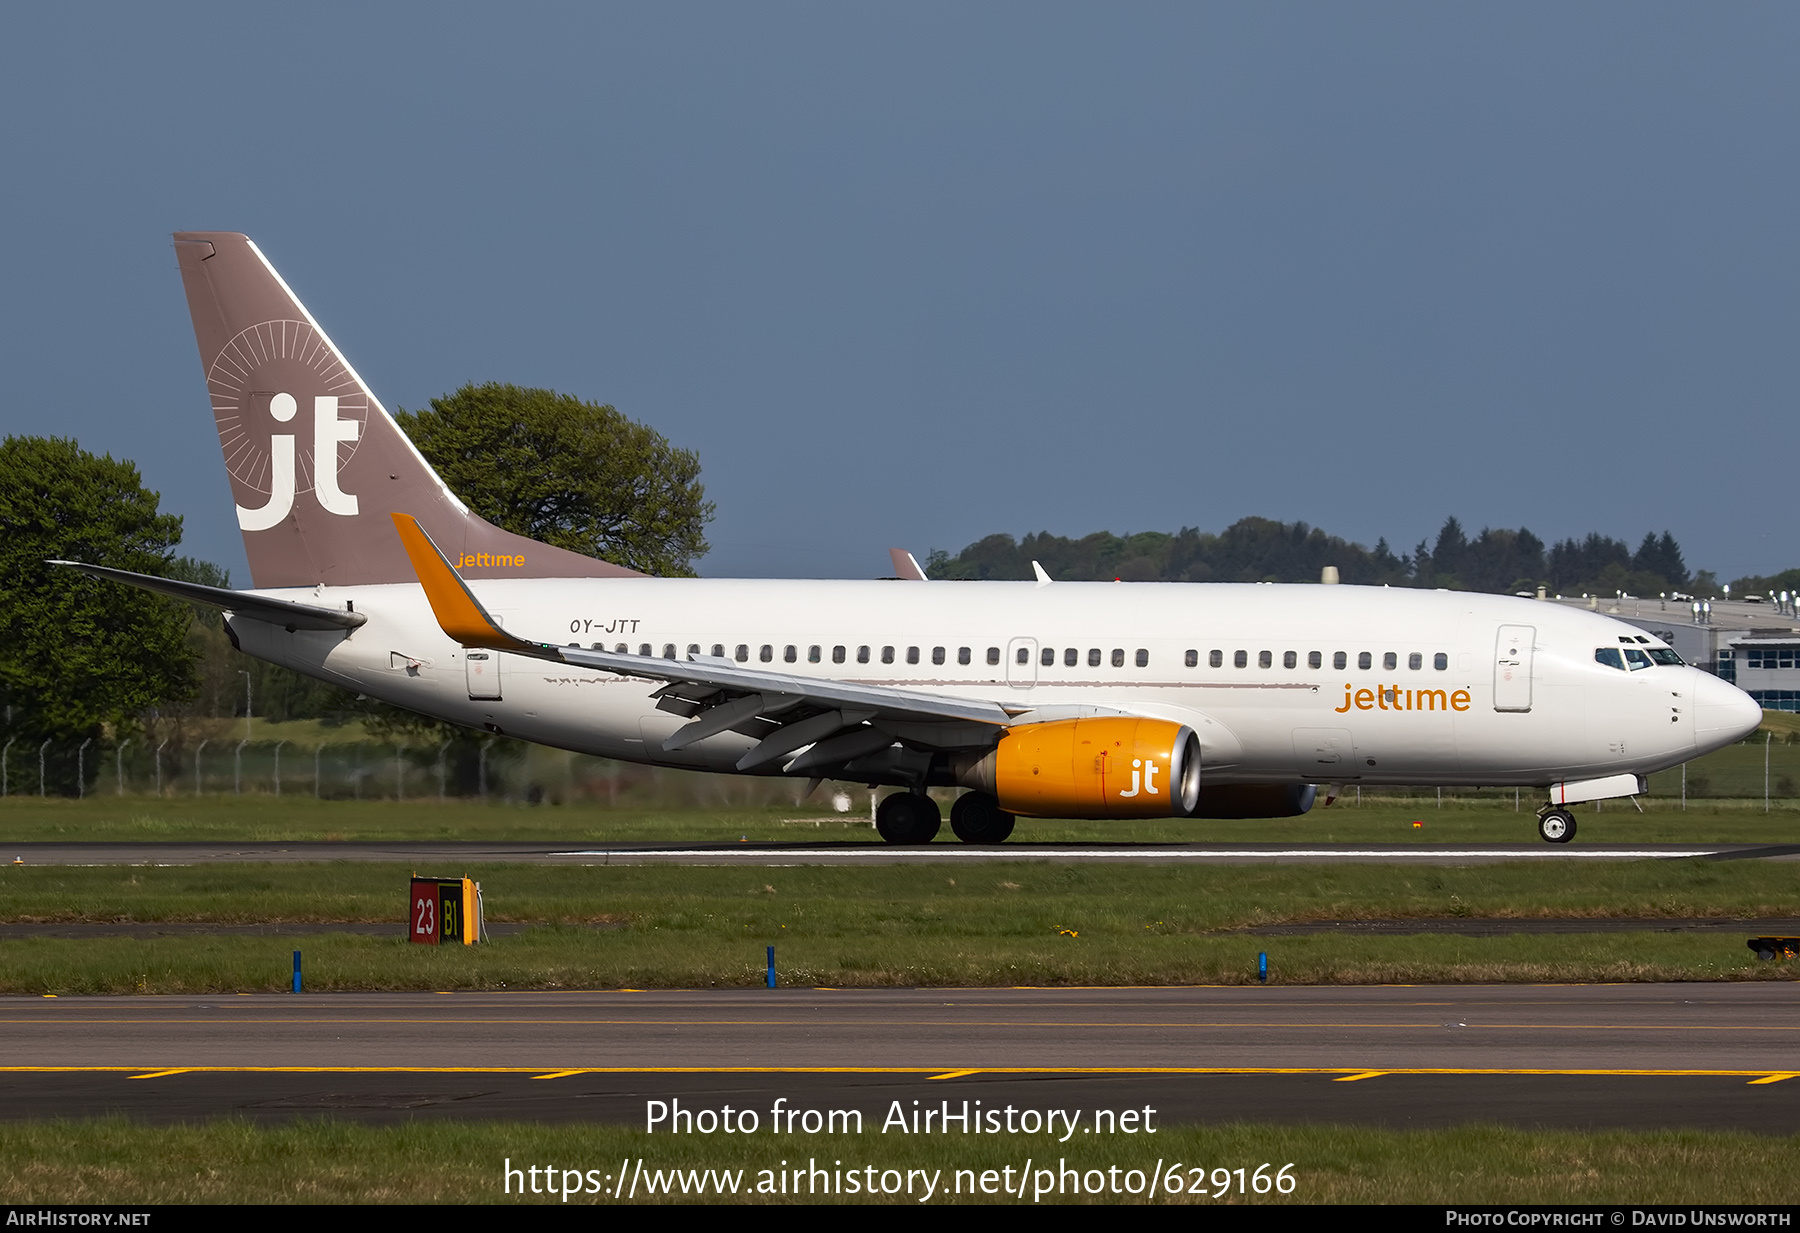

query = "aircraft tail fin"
[[172, 232, 642, 588]]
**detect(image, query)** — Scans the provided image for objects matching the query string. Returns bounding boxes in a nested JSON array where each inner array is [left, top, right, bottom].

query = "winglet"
[[1032, 560, 1053, 587], [889, 548, 929, 581], [390, 513, 536, 652]]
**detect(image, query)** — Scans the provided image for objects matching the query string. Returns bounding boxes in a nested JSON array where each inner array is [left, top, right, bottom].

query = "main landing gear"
[[874, 791, 1019, 844], [949, 792, 1015, 844], [1536, 805, 1577, 844], [875, 791, 941, 844]]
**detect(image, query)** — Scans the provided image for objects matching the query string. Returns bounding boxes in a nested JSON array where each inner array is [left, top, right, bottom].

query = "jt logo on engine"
[[1119, 758, 1161, 798]]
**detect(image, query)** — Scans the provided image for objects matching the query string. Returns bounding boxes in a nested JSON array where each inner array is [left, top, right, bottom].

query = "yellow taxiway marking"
[[1747, 1073, 1797, 1085], [1333, 1071, 1387, 1082], [0, 1065, 1784, 1078], [532, 1070, 590, 1080], [9, 1017, 1797, 1033]]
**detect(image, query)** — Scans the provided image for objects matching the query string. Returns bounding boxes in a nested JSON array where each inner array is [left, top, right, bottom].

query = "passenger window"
[[1234, 650, 1248, 669], [933, 647, 946, 665], [1283, 650, 1297, 669], [832, 645, 845, 664], [1623, 648, 1653, 671], [958, 647, 971, 666], [857, 646, 870, 664], [1064, 647, 1078, 667], [1258, 650, 1272, 668], [1112, 649, 1126, 668], [784, 645, 797, 663], [882, 646, 895, 664], [663, 644, 677, 659], [1041, 647, 1055, 667], [734, 644, 749, 662], [687, 644, 700, 657], [639, 643, 653, 656], [711, 644, 725, 658], [1185, 649, 1198, 668], [1434, 653, 1448, 671], [616, 643, 629, 653], [1090, 648, 1103, 667], [906, 646, 920, 665], [1308, 651, 1322, 669], [1136, 649, 1149, 668], [1408, 652, 1422, 670], [988, 647, 1001, 665], [1210, 650, 1223, 668], [1358, 652, 1372, 670], [1383, 652, 1397, 670], [760, 645, 774, 662], [808, 645, 821, 663], [1334, 652, 1347, 670], [1017, 647, 1030, 665], [1594, 648, 1625, 670]]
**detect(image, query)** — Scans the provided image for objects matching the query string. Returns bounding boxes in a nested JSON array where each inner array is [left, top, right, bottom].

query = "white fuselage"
[[227, 579, 1762, 789]]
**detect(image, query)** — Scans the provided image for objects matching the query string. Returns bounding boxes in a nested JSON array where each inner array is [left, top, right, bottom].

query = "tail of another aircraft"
[[172, 232, 641, 588]]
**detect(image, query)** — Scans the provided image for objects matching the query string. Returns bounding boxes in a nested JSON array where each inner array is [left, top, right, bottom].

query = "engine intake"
[[955, 717, 1201, 818]]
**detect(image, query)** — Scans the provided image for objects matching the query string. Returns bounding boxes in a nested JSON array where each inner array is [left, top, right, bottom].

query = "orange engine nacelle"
[[954, 717, 1202, 819]]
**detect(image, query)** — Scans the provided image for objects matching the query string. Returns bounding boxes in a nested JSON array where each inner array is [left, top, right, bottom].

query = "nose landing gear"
[[1536, 805, 1577, 844]]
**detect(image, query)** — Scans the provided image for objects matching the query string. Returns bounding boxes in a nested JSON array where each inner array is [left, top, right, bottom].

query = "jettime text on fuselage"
[[1334, 684, 1471, 714]]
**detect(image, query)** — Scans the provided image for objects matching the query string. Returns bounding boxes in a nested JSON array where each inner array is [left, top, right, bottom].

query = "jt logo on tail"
[[235, 393, 361, 529]]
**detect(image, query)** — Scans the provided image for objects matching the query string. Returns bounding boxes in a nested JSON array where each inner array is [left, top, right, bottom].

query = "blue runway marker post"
[[766, 946, 776, 989], [1258, 951, 1268, 984], [292, 950, 302, 993]]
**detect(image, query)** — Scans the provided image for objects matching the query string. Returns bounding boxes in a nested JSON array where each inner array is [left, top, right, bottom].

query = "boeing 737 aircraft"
[[58, 233, 1765, 844]]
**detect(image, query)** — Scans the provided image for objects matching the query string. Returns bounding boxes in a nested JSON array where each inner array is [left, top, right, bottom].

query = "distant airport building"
[[1546, 593, 1800, 712], [1722, 638, 1800, 712]]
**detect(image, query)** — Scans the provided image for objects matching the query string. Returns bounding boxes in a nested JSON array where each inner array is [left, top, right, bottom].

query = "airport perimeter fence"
[[4, 731, 1799, 809], [0, 734, 834, 809], [1319, 732, 1800, 810]]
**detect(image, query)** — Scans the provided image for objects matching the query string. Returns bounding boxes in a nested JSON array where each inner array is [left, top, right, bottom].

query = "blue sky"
[[1, 4, 1795, 581]]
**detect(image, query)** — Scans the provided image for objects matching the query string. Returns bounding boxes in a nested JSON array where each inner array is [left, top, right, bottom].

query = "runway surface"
[[11, 840, 1800, 865], [8, 984, 1800, 1071], [6, 985, 1800, 1131]]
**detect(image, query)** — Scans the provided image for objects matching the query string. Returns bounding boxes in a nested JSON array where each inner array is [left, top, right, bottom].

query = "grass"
[[1, 1117, 1795, 1203], [4, 795, 1800, 845], [3, 859, 1797, 992]]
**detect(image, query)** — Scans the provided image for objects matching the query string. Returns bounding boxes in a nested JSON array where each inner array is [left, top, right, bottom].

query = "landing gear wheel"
[[949, 792, 1016, 844], [1537, 808, 1576, 844], [876, 792, 942, 844]]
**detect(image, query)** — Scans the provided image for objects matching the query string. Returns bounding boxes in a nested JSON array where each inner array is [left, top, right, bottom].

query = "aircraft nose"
[[1691, 669, 1763, 751]]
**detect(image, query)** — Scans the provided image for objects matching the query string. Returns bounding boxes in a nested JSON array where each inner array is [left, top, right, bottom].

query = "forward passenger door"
[[1493, 625, 1535, 712]]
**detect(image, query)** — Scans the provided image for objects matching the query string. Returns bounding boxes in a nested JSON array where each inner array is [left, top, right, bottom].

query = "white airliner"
[[59, 233, 1764, 844]]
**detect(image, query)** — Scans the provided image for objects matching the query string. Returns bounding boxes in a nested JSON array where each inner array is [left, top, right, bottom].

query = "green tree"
[[0, 437, 197, 792], [395, 383, 714, 577]]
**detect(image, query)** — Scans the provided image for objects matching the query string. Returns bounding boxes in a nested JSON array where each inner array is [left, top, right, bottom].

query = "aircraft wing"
[[390, 515, 1008, 772], [49, 560, 367, 631]]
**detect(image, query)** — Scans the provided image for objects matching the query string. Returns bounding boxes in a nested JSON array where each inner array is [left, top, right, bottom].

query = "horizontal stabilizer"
[[49, 561, 366, 631]]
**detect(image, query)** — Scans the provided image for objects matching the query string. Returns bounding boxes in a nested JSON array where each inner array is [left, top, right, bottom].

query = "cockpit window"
[[1595, 648, 1625, 670], [1649, 648, 1684, 665], [1623, 647, 1653, 670]]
